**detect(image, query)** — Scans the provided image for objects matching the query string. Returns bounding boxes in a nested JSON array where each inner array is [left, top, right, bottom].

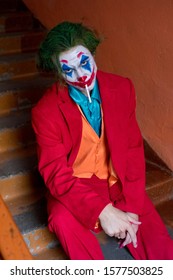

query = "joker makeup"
[[59, 45, 97, 99]]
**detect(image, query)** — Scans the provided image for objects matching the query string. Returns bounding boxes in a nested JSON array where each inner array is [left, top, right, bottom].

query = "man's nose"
[[77, 76, 87, 82]]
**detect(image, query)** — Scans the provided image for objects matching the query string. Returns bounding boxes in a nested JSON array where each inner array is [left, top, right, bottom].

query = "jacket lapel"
[[57, 85, 83, 165]]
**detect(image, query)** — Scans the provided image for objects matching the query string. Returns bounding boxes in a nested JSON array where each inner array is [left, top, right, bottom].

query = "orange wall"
[[23, 0, 173, 171]]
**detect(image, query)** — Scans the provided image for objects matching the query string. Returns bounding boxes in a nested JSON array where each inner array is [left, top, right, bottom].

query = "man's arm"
[[99, 78, 145, 247], [122, 79, 146, 215]]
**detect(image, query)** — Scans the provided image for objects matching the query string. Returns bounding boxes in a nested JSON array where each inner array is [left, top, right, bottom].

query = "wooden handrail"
[[0, 195, 33, 260]]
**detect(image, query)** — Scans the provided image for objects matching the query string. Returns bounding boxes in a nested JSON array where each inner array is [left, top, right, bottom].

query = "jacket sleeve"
[[31, 106, 109, 229], [122, 79, 146, 215]]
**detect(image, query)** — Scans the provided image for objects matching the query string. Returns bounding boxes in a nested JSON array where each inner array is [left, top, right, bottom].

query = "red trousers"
[[47, 176, 173, 260]]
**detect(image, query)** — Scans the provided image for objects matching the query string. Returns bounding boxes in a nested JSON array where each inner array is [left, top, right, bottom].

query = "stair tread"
[[0, 145, 37, 178], [0, 11, 32, 18], [0, 10, 42, 34], [6, 191, 45, 215], [0, 108, 31, 129], [156, 199, 173, 228], [13, 196, 47, 234], [0, 51, 36, 62], [0, 30, 45, 38], [146, 161, 173, 188], [0, 53, 37, 81], [0, 74, 54, 93], [0, 30, 46, 56], [34, 247, 68, 260]]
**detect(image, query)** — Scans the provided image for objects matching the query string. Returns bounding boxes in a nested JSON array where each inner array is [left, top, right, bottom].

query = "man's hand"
[[120, 212, 140, 247], [99, 204, 141, 248]]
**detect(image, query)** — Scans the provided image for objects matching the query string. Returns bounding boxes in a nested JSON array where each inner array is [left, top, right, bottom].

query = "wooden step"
[[4, 159, 173, 259], [0, 30, 46, 55], [0, 11, 38, 33], [144, 140, 173, 205], [0, 0, 27, 13], [0, 144, 37, 174], [146, 161, 173, 205], [0, 76, 54, 114], [6, 194, 67, 259], [156, 199, 173, 228], [0, 109, 35, 152], [0, 170, 43, 202], [34, 247, 68, 260], [0, 145, 39, 201], [0, 52, 37, 81], [0, 122, 35, 152]]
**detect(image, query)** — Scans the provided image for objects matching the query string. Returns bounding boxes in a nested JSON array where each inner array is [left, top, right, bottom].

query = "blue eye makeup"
[[80, 55, 91, 72], [61, 64, 74, 77]]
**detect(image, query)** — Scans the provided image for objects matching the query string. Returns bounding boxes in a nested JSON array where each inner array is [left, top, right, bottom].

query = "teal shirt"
[[68, 80, 102, 137]]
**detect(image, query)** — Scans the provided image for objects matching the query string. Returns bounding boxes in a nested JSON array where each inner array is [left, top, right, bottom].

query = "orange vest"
[[72, 107, 118, 187]]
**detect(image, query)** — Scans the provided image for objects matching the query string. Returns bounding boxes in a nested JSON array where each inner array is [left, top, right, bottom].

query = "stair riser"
[[0, 32, 45, 55], [0, 88, 44, 114], [0, 13, 34, 33], [146, 179, 173, 205], [0, 172, 40, 201], [0, 124, 35, 153], [0, 58, 37, 81]]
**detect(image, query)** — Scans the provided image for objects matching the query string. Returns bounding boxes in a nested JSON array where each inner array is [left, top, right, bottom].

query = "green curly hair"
[[37, 21, 101, 80]]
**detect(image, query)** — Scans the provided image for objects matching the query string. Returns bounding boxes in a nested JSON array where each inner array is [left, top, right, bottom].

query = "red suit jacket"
[[32, 70, 146, 230]]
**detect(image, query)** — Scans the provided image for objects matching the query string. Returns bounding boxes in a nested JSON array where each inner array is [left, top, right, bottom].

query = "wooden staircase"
[[0, 0, 173, 260]]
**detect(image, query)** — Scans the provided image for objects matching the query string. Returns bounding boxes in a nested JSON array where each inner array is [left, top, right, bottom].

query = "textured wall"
[[23, 0, 173, 170]]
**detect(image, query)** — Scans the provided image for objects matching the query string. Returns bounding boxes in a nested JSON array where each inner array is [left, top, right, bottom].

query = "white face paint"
[[59, 45, 97, 92]]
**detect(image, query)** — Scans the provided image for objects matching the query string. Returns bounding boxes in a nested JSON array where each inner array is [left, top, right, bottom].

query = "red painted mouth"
[[68, 69, 96, 88]]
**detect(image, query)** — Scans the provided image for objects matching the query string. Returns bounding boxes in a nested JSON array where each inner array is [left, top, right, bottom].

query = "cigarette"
[[85, 84, 92, 103]]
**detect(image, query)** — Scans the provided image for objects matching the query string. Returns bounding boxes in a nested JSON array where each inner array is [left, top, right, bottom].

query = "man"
[[32, 21, 173, 259]]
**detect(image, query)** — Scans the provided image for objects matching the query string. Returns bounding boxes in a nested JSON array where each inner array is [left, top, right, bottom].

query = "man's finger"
[[120, 233, 131, 248], [126, 223, 137, 248], [128, 216, 141, 225]]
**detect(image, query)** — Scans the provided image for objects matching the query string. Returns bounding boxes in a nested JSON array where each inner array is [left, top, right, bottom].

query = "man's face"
[[59, 45, 97, 92]]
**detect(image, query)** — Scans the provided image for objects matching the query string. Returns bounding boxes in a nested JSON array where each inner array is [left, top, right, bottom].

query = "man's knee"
[[47, 202, 70, 233]]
